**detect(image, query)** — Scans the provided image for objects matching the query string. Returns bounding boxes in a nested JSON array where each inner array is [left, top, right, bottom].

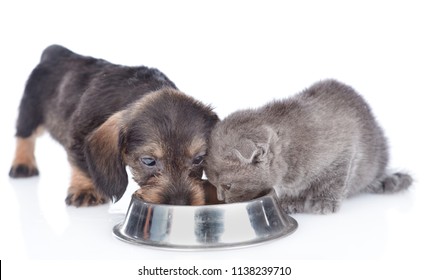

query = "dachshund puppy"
[[9, 45, 219, 207]]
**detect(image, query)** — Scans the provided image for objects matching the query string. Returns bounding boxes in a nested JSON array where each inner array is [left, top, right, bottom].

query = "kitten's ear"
[[233, 144, 269, 164], [234, 126, 278, 164], [251, 143, 269, 163], [262, 125, 279, 146]]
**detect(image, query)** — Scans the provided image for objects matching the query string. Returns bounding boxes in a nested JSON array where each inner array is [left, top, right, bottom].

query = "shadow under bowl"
[[113, 191, 297, 250]]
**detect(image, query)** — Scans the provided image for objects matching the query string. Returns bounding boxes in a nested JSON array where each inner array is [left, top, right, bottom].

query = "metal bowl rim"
[[130, 189, 278, 210]]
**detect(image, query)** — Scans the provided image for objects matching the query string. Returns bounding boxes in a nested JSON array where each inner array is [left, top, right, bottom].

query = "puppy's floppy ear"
[[84, 112, 128, 202]]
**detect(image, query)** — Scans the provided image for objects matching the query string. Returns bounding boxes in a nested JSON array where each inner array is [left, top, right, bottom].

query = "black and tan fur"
[[9, 45, 219, 206]]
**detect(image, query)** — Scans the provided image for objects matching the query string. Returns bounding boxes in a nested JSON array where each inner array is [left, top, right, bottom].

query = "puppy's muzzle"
[[135, 177, 206, 206]]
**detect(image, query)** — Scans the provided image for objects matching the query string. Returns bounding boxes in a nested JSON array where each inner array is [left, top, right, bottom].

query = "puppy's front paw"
[[9, 163, 39, 178], [65, 187, 108, 207], [307, 198, 340, 214]]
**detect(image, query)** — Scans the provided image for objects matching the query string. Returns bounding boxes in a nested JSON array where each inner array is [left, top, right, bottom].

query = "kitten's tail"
[[366, 172, 413, 194]]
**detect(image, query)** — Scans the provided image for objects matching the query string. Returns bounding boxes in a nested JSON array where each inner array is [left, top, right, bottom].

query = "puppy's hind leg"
[[65, 164, 108, 207], [9, 127, 43, 178], [10, 64, 48, 178]]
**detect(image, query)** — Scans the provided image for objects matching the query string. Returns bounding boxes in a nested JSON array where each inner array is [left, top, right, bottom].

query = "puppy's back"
[[16, 45, 177, 143], [40, 45, 75, 62]]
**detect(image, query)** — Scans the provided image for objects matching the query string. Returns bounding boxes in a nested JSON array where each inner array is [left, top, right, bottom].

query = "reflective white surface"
[[1, 0, 426, 268]]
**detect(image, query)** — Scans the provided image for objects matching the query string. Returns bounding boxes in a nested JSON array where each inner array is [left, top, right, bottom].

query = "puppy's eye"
[[192, 155, 204, 165], [140, 157, 156, 167], [221, 183, 232, 191]]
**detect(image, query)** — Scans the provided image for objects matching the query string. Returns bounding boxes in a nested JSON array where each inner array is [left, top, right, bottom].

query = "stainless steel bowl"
[[113, 191, 297, 250]]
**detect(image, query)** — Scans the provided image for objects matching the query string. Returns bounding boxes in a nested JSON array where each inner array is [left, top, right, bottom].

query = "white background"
[[1, 0, 426, 279]]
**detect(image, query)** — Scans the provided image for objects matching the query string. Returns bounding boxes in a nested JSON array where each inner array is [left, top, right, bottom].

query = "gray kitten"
[[205, 80, 412, 214]]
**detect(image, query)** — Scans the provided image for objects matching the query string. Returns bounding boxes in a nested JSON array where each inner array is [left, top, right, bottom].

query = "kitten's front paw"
[[307, 198, 340, 214], [281, 199, 305, 214]]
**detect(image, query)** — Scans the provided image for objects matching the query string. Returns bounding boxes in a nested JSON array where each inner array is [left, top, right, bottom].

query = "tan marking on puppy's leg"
[[65, 165, 108, 207], [12, 137, 36, 167], [9, 127, 44, 178]]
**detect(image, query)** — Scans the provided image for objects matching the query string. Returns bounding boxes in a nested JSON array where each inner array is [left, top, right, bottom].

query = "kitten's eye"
[[192, 155, 204, 166], [140, 157, 156, 167], [221, 183, 232, 191]]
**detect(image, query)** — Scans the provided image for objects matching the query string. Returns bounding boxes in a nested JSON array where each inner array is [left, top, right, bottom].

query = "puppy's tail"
[[40, 44, 74, 62], [366, 172, 413, 194]]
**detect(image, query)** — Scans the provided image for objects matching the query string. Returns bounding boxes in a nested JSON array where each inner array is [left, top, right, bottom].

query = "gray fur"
[[205, 80, 412, 214]]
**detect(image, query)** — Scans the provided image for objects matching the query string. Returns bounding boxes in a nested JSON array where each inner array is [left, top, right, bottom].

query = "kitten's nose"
[[217, 188, 225, 201]]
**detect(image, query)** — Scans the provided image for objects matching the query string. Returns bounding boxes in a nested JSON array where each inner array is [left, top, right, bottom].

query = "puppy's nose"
[[165, 194, 191, 205], [168, 196, 191, 205]]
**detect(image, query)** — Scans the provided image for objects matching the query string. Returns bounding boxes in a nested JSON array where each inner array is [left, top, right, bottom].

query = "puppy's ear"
[[84, 112, 128, 202]]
